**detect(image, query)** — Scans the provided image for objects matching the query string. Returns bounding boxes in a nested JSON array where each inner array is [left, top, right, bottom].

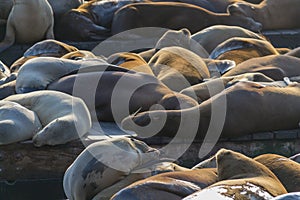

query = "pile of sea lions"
[[63, 137, 300, 200], [0, 0, 300, 199]]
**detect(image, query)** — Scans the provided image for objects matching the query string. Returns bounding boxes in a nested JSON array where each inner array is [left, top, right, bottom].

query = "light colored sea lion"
[[148, 46, 210, 91], [180, 72, 274, 103], [223, 55, 300, 80], [15, 57, 110, 93], [254, 154, 300, 192], [107, 52, 154, 75], [191, 25, 265, 54], [4, 90, 91, 146], [183, 149, 287, 200], [209, 37, 278, 65], [111, 2, 262, 35], [0, 0, 54, 53], [111, 168, 218, 200], [122, 81, 300, 139], [23, 39, 78, 58], [0, 100, 41, 145], [228, 0, 300, 30], [63, 137, 163, 200], [47, 71, 198, 122]]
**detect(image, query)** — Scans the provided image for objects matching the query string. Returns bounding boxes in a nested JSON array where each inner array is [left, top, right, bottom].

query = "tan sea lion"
[[254, 154, 300, 192], [0, 100, 41, 145], [4, 90, 91, 146], [148, 46, 210, 91], [209, 37, 278, 65], [0, 0, 54, 53], [183, 149, 287, 199], [111, 168, 218, 200], [122, 81, 300, 140]]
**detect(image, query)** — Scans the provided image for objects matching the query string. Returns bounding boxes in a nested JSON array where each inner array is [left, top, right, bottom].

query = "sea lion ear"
[[227, 4, 247, 16], [180, 28, 191, 37]]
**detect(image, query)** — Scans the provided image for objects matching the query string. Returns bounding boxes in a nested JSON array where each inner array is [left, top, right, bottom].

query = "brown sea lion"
[[111, 168, 218, 200], [223, 55, 300, 80], [111, 2, 262, 35], [180, 72, 274, 103], [254, 154, 300, 192], [122, 81, 300, 140], [183, 149, 287, 199]]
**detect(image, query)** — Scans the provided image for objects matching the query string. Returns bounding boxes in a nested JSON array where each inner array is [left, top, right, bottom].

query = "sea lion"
[[63, 137, 163, 200], [61, 50, 98, 60], [122, 81, 300, 140], [223, 55, 300, 80], [47, 71, 198, 122], [227, 0, 300, 30], [0, 0, 54, 53], [183, 149, 287, 199], [148, 46, 210, 91], [15, 57, 111, 93], [0, 60, 10, 79], [180, 72, 274, 103], [191, 25, 265, 54], [23, 39, 78, 58], [0, 100, 41, 145], [93, 161, 190, 200], [254, 154, 300, 192], [111, 168, 218, 200], [285, 47, 300, 58], [4, 90, 91, 146], [107, 52, 154, 75], [56, 0, 144, 41], [209, 37, 279, 65], [111, 2, 262, 35]]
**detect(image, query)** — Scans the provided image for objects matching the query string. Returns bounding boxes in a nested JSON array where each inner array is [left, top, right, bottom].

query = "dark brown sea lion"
[[122, 81, 300, 140], [47, 71, 198, 122], [111, 2, 262, 35]]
